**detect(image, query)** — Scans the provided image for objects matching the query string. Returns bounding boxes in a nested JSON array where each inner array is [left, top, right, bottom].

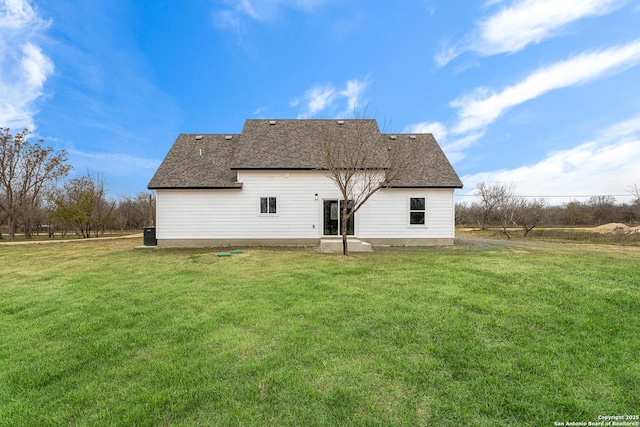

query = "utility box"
[[143, 227, 157, 246]]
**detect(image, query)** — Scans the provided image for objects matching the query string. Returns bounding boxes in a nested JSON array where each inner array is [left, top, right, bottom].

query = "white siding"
[[357, 189, 455, 239], [156, 171, 455, 240]]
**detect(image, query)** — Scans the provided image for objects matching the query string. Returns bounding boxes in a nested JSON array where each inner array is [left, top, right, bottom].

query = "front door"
[[323, 200, 354, 236]]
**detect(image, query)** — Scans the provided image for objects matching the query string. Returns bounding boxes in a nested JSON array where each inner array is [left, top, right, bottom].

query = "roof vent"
[[195, 135, 203, 140], [225, 135, 233, 140], [269, 120, 277, 125], [389, 135, 397, 140], [337, 120, 345, 125], [409, 135, 417, 139]]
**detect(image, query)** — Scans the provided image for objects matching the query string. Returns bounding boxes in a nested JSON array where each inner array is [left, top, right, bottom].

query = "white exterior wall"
[[357, 188, 455, 239], [155, 170, 455, 243]]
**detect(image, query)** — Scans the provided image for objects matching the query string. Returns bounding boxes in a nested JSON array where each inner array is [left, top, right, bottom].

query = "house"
[[147, 119, 463, 248]]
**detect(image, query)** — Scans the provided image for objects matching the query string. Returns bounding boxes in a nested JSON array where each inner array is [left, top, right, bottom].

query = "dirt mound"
[[592, 223, 640, 234]]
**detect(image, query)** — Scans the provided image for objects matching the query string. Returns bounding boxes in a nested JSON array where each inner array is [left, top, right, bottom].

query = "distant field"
[[1, 238, 638, 426], [0, 230, 141, 243], [458, 225, 640, 246]]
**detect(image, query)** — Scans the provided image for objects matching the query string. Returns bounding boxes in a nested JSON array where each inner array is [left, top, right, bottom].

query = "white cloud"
[[20, 42, 53, 88], [404, 121, 449, 141], [293, 78, 370, 119], [441, 131, 487, 165], [435, 42, 467, 68], [604, 113, 640, 140], [411, 39, 640, 165], [402, 122, 486, 164], [442, 132, 486, 159], [483, 0, 510, 6], [451, 39, 640, 134], [69, 149, 161, 171], [214, 9, 243, 31], [437, 0, 624, 66], [296, 83, 336, 119], [253, 106, 268, 116], [337, 77, 370, 116], [215, 0, 333, 28], [340, 79, 365, 111], [478, 0, 623, 55], [0, 0, 52, 130], [0, 0, 46, 33], [239, 0, 259, 19], [460, 114, 640, 203]]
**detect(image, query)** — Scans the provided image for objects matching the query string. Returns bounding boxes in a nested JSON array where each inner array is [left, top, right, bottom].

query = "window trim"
[[259, 196, 278, 216], [408, 196, 426, 227]]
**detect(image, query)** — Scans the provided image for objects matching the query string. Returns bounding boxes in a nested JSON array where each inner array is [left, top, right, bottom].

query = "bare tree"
[[49, 172, 110, 238], [514, 197, 548, 237], [0, 193, 5, 239], [455, 201, 471, 226], [474, 182, 498, 230], [587, 195, 616, 225], [492, 183, 519, 239], [114, 195, 133, 233], [470, 182, 522, 237], [146, 193, 154, 227], [560, 200, 588, 225], [0, 128, 71, 240], [321, 118, 415, 255], [114, 192, 155, 231], [629, 182, 640, 222], [90, 174, 116, 236], [473, 182, 518, 231], [629, 181, 640, 203]]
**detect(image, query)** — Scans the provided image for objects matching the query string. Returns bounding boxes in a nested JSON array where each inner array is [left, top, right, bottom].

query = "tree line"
[[0, 128, 154, 240], [456, 182, 640, 238]]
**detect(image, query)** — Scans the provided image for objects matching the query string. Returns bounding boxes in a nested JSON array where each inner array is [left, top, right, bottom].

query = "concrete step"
[[320, 238, 373, 253]]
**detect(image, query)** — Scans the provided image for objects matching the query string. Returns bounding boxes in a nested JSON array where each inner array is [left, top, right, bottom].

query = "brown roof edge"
[[148, 184, 243, 190], [384, 184, 464, 189], [229, 167, 316, 171]]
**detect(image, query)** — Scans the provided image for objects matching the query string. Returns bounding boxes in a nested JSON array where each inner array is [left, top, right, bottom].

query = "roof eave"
[[148, 184, 243, 190], [230, 167, 316, 171], [384, 184, 464, 189]]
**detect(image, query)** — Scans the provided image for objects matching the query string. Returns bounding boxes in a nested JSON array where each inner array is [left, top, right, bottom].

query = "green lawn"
[[1, 239, 638, 426]]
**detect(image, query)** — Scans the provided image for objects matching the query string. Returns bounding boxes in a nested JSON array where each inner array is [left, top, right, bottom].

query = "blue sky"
[[2, 0, 640, 203]]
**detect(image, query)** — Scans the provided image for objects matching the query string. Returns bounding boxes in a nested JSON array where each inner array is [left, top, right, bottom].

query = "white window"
[[260, 197, 277, 214], [409, 197, 426, 225]]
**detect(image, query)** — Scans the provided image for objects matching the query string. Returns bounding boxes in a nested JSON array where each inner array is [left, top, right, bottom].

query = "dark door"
[[323, 200, 354, 236]]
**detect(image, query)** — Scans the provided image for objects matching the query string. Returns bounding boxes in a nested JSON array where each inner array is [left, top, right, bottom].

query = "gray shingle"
[[387, 133, 463, 188], [148, 134, 241, 189], [233, 119, 386, 169], [148, 120, 463, 189]]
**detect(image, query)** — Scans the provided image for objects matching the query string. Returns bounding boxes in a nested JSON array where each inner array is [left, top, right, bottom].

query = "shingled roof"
[[148, 119, 463, 189], [147, 134, 241, 189], [233, 119, 384, 169], [386, 133, 463, 188]]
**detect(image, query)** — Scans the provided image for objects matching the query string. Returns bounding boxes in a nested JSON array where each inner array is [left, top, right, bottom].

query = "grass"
[[1, 239, 639, 426]]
